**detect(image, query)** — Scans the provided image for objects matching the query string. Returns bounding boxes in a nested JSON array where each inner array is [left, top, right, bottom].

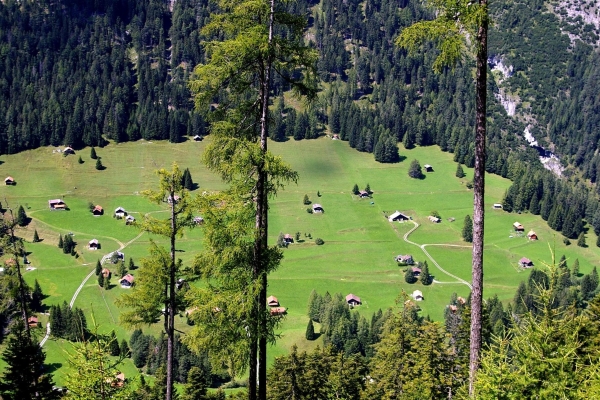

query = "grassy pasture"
[[1, 137, 599, 385]]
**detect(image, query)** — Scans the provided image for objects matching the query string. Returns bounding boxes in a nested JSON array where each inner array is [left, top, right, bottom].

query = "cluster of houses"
[[268, 296, 286, 316], [513, 222, 538, 240]]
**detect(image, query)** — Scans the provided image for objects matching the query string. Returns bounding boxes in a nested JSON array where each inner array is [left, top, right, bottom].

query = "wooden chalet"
[[428, 215, 441, 223], [412, 290, 424, 301], [395, 254, 414, 265], [48, 199, 66, 210], [92, 205, 103, 215], [88, 239, 99, 250], [4, 176, 14, 185], [194, 216, 204, 225], [114, 207, 127, 218], [283, 234, 294, 244], [332, 134, 340, 140], [519, 257, 534, 268], [513, 222, 524, 232], [411, 267, 422, 276], [312, 203, 324, 213], [423, 164, 433, 172], [358, 190, 369, 198], [63, 147, 75, 155], [388, 211, 409, 222], [193, 135, 203, 141], [449, 304, 458, 313], [346, 293, 361, 306], [125, 215, 135, 225], [119, 274, 134, 288], [28, 316, 39, 328], [267, 295, 279, 307], [109, 372, 125, 388], [527, 230, 538, 240], [270, 307, 287, 316]]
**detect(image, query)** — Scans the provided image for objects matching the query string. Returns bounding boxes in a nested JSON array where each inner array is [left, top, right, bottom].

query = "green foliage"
[[430, 210, 441, 219], [307, 290, 322, 322], [78, 156, 84, 164], [98, 273, 104, 288], [420, 261, 432, 285], [456, 163, 465, 178], [462, 215, 473, 242], [577, 232, 586, 247], [0, 321, 58, 399], [408, 159, 422, 179], [117, 260, 127, 278], [306, 207, 313, 214], [181, 366, 209, 400], [352, 184, 359, 195], [95, 259, 102, 276], [315, 238, 324, 245], [32, 229, 40, 243], [16, 205, 27, 226], [305, 319, 316, 340], [31, 279, 44, 312], [405, 268, 417, 284], [276, 232, 286, 248], [95, 157, 104, 170], [109, 331, 121, 356], [365, 183, 371, 193], [128, 257, 136, 270], [303, 194, 311, 205], [119, 340, 129, 358], [49, 302, 88, 341], [90, 147, 97, 160]]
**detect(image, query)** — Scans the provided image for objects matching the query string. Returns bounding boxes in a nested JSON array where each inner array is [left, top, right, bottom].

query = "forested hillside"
[[1, 0, 600, 238]]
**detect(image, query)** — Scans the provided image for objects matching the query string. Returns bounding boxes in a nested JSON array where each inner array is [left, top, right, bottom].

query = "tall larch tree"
[[188, 0, 317, 397], [398, 0, 489, 393]]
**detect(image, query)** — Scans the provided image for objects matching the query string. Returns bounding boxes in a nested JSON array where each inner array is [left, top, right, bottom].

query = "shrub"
[[408, 159, 422, 179], [303, 194, 311, 205], [315, 238, 324, 245], [306, 208, 313, 214]]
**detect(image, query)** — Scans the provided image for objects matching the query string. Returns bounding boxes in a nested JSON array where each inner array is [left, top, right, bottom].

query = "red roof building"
[[346, 293, 361, 306]]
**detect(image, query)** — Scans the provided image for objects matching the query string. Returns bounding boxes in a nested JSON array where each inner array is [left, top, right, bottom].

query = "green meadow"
[[1, 138, 599, 384]]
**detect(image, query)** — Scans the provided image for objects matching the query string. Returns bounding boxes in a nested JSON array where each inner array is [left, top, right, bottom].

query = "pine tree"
[[95, 157, 104, 170], [456, 163, 466, 178], [184, 169, 194, 191], [181, 367, 208, 400], [462, 215, 473, 243], [118, 261, 127, 278], [32, 229, 40, 243], [365, 183, 371, 194], [303, 194, 311, 205], [95, 259, 102, 276], [109, 331, 120, 356], [597, 234, 600, 248], [307, 289, 322, 322], [78, 156, 84, 164], [572, 259, 580, 278], [90, 147, 97, 159], [276, 232, 286, 248], [120, 340, 129, 358], [58, 234, 64, 249], [129, 257, 135, 270], [16, 205, 28, 226], [0, 321, 58, 399], [420, 261, 432, 285], [578, 232, 586, 247], [31, 279, 44, 312], [305, 319, 316, 340], [98, 273, 105, 287], [405, 268, 417, 284], [352, 184, 359, 195], [103, 275, 110, 289]]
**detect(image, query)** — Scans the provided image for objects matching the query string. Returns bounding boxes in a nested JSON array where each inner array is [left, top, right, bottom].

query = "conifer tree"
[[303, 194, 311, 205], [276, 232, 286, 248], [456, 163, 466, 178], [95, 259, 102, 276], [78, 156, 84, 164], [352, 184, 359, 195], [405, 268, 417, 284], [0, 321, 58, 399], [420, 261, 432, 285], [129, 257, 135, 270], [572, 259, 580, 278], [98, 273, 105, 288], [181, 367, 209, 400], [58, 234, 64, 249], [109, 331, 120, 356], [16, 205, 28, 226], [307, 289, 322, 322], [31, 279, 44, 312], [184, 168, 194, 191], [95, 157, 104, 170], [32, 229, 40, 243], [305, 319, 316, 340], [578, 232, 586, 247], [90, 147, 97, 159], [365, 183, 371, 194], [462, 215, 473, 243], [118, 261, 127, 278], [120, 340, 129, 358]]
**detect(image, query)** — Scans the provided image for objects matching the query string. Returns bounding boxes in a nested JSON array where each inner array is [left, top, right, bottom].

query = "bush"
[[564, 237, 571, 246], [306, 208, 313, 214], [466, 181, 474, 189], [408, 159, 422, 179], [303, 194, 311, 205], [315, 238, 324, 245]]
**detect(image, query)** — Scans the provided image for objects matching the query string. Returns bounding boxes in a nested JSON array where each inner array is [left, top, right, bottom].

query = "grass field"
[[1, 137, 599, 386]]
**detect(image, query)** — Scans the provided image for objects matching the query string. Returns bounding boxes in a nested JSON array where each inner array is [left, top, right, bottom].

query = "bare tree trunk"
[[469, 1, 488, 396], [7, 207, 30, 338], [166, 191, 176, 400]]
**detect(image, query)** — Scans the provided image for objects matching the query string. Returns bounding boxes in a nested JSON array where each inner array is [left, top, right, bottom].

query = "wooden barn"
[[346, 293, 361, 306]]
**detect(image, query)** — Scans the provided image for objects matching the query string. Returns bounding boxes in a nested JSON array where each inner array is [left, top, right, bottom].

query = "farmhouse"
[[388, 211, 409, 222], [493, 203, 503, 209], [312, 203, 324, 213], [358, 190, 369, 198], [63, 147, 75, 155], [346, 293, 361, 306], [125, 215, 135, 225], [193, 135, 203, 141], [527, 230, 538, 240], [283, 234, 294, 244], [519, 257, 534, 268], [428, 215, 441, 223], [101, 268, 111, 278], [270, 307, 287, 316], [332, 134, 340, 140], [92, 205, 103, 215], [48, 199, 66, 210], [119, 274, 134, 288], [412, 290, 424, 301], [395, 254, 414, 265], [513, 222, 524, 232], [28, 316, 38, 328], [194, 216, 204, 225], [423, 164, 433, 172], [4, 176, 14, 185], [267, 295, 279, 307], [88, 239, 99, 250], [114, 207, 127, 218], [411, 267, 421, 276]]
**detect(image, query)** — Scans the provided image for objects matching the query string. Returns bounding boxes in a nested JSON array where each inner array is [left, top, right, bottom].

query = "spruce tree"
[[303, 194, 311, 205], [365, 183, 371, 194], [0, 321, 58, 399], [109, 331, 120, 356], [120, 340, 130, 358], [405, 268, 417, 284], [95, 259, 102, 276], [184, 169, 194, 190], [276, 232, 286, 248], [90, 147, 97, 159], [577, 232, 586, 247], [95, 157, 104, 170], [305, 319, 316, 340], [98, 273, 105, 287], [31, 279, 44, 312], [408, 159, 422, 179], [32, 229, 40, 243], [181, 367, 208, 400], [352, 184, 359, 195], [118, 261, 127, 278], [58, 234, 63, 249], [462, 215, 473, 243], [572, 259, 580, 278], [420, 261, 432, 285], [16, 205, 28, 226], [456, 163, 466, 178]]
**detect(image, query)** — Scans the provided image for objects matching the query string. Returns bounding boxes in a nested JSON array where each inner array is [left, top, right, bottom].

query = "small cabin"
[[125, 215, 136, 225], [411, 267, 421, 276], [358, 190, 369, 198], [63, 147, 75, 155], [28, 316, 39, 328], [92, 205, 103, 216], [346, 293, 361, 306], [412, 290, 424, 301], [267, 295, 279, 307], [332, 134, 340, 140], [428, 215, 441, 223], [519, 257, 534, 268], [513, 222, 524, 232], [312, 204, 324, 213], [527, 230, 538, 241], [101, 268, 111, 278], [388, 211, 410, 222], [193, 135, 203, 142], [395, 254, 414, 265], [493, 203, 503, 209], [423, 164, 433, 172], [119, 274, 134, 288], [283, 234, 294, 244], [114, 207, 127, 218], [270, 307, 287, 316], [48, 199, 66, 210], [88, 239, 99, 250], [4, 176, 15, 185]]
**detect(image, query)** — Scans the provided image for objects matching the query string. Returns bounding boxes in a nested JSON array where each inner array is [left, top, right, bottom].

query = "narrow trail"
[[39, 322, 51, 347], [400, 220, 473, 290]]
